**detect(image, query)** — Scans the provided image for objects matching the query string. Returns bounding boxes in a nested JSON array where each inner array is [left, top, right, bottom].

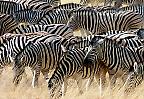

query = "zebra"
[[26, 0, 61, 6], [69, 31, 142, 49], [0, 34, 83, 86], [118, 4, 144, 18], [105, 0, 144, 8], [13, 40, 67, 87], [26, 1, 53, 11], [12, 9, 71, 25], [69, 35, 95, 49], [0, 1, 28, 14], [37, 9, 71, 25], [7, 0, 54, 12], [47, 48, 98, 98], [0, 14, 18, 35], [12, 9, 47, 24], [9, 0, 61, 6], [12, 24, 74, 38], [0, 34, 66, 66], [67, 8, 143, 36], [83, 37, 144, 88], [93, 5, 118, 13], [124, 61, 144, 93]]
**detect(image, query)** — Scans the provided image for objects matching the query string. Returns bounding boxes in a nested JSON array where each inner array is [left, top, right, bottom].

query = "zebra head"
[[125, 62, 144, 93], [83, 35, 105, 68], [83, 45, 96, 66], [48, 77, 61, 98], [12, 53, 27, 86], [12, 42, 32, 86]]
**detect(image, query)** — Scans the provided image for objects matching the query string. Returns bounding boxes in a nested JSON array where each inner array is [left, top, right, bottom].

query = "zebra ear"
[[61, 45, 67, 53]]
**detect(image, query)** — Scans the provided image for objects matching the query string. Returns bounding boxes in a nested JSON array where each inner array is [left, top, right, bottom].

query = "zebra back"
[[118, 4, 144, 17], [12, 24, 74, 38], [0, 33, 74, 67], [12, 9, 46, 24], [0, 1, 28, 14], [27, 0, 61, 6], [0, 14, 18, 35], [27, 1, 53, 11], [68, 8, 143, 34], [38, 9, 71, 25], [68, 35, 95, 49]]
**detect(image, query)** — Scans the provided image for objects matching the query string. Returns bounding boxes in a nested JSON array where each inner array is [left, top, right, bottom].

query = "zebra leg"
[[85, 76, 94, 91], [0, 68, 4, 78], [100, 66, 107, 90], [73, 74, 84, 95], [32, 69, 40, 88], [99, 71, 107, 97], [109, 73, 117, 89], [23, 71, 29, 83], [41, 71, 49, 82], [13, 75, 23, 86], [61, 79, 68, 97], [77, 79, 84, 95]]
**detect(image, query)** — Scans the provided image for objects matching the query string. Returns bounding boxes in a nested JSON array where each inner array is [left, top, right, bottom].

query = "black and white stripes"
[[67, 8, 143, 35]]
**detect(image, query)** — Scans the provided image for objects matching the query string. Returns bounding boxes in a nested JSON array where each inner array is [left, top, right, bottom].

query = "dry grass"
[[1, 67, 144, 99]]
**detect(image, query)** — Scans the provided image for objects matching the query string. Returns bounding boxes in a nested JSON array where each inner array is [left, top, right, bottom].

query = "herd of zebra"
[[1, 0, 144, 98]]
